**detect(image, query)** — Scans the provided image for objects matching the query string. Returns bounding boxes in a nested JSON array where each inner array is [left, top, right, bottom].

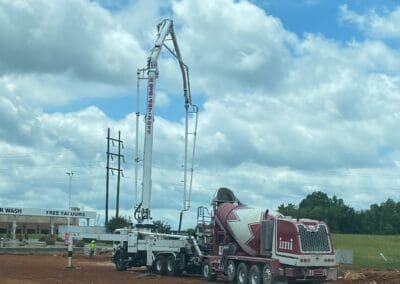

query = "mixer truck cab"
[[197, 188, 337, 283]]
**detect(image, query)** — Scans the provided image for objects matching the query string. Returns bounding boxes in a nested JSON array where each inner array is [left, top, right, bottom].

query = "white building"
[[0, 206, 96, 239]]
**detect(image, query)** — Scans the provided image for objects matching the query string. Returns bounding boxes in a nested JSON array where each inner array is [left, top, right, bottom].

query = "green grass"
[[332, 234, 400, 269]]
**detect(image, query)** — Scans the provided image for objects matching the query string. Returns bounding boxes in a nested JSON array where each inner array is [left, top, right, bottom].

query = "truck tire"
[[155, 255, 167, 275], [249, 265, 261, 284], [202, 259, 217, 281], [261, 264, 273, 284], [226, 260, 236, 282], [166, 255, 182, 276], [237, 262, 249, 284], [114, 252, 127, 271]]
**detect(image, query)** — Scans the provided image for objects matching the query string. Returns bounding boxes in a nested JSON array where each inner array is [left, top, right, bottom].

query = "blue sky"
[[266, 0, 366, 40], [1, 0, 400, 228], [262, 0, 399, 41], [273, 0, 400, 51]]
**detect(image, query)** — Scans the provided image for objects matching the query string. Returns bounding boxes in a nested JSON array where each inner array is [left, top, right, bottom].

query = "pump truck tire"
[[226, 260, 236, 282], [249, 264, 261, 284], [261, 264, 273, 284], [237, 262, 249, 284], [114, 252, 127, 271], [202, 259, 217, 281], [166, 255, 182, 276], [155, 255, 167, 275]]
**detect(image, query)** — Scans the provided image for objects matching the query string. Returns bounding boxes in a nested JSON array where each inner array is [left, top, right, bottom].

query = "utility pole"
[[65, 171, 74, 269], [116, 131, 122, 218], [105, 128, 110, 225], [105, 129, 124, 221]]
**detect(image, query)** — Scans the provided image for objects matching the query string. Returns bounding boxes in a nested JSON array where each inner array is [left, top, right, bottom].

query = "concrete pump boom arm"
[[153, 20, 192, 107], [138, 19, 197, 225]]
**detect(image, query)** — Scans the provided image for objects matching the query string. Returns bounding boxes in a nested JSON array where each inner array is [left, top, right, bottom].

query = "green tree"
[[281, 191, 358, 233], [152, 220, 171, 234], [299, 191, 331, 209], [277, 191, 400, 234], [106, 216, 130, 233], [186, 228, 196, 236], [381, 199, 398, 234], [277, 203, 298, 217]]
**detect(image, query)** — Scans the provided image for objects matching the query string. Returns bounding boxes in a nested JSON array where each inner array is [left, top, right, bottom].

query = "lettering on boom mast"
[[146, 77, 155, 135]]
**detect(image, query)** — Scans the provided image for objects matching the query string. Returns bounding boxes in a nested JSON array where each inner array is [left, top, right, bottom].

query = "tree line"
[[278, 191, 400, 234], [106, 216, 172, 234]]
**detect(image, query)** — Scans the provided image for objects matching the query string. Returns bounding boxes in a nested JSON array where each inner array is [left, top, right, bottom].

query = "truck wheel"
[[155, 255, 167, 275], [237, 262, 249, 284], [166, 255, 182, 276], [261, 264, 273, 284], [202, 259, 217, 281], [114, 252, 127, 271], [249, 265, 261, 284], [226, 260, 236, 282]]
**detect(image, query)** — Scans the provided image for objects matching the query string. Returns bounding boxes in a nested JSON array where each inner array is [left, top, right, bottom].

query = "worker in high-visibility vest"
[[88, 240, 96, 258]]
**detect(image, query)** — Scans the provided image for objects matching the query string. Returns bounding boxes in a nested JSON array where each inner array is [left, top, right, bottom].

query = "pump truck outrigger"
[[74, 19, 337, 283]]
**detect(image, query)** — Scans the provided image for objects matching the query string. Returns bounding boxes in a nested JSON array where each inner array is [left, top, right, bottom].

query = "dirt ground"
[[335, 267, 400, 284], [0, 254, 399, 283], [0, 254, 207, 284]]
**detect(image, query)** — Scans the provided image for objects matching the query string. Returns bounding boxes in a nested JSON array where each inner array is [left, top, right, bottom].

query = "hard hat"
[[91, 240, 95, 243]]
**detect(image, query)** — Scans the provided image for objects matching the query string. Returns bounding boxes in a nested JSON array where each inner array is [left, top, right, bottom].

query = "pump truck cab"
[[196, 188, 337, 283]]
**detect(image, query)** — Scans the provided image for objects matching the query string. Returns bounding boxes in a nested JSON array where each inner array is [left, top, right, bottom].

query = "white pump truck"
[[111, 18, 202, 274], [76, 19, 203, 275]]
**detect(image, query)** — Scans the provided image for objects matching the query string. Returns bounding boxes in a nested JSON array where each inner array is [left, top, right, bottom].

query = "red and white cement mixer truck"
[[196, 188, 337, 283]]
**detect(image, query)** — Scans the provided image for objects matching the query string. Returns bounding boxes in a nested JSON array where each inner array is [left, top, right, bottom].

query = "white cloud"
[[155, 91, 170, 109], [0, 73, 129, 107], [339, 4, 400, 39], [171, 0, 297, 94], [0, 0, 145, 84]]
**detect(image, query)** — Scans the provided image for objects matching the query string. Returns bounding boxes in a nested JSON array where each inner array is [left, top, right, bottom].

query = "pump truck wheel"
[[249, 264, 261, 284], [114, 251, 127, 271], [237, 262, 249, 284], [155, 255, 167, 275], [202, 259, 217, 281], [166, 255, 182, 276], [226, 260, 236, 282]]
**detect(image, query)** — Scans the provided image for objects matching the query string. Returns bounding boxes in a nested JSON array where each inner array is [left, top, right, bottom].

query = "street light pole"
[[66, 171, 74, 269]]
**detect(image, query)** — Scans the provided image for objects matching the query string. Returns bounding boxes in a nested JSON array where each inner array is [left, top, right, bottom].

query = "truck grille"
[[297, 224, 331, 252]]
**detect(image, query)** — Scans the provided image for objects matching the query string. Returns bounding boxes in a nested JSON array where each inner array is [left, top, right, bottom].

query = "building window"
[[40, 229, 49, 234]]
